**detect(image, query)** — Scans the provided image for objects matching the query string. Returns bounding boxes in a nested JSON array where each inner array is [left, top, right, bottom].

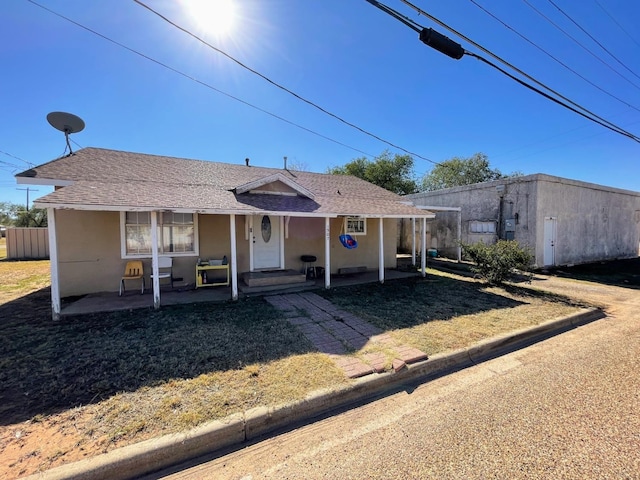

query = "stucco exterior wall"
[[535, 176, 640, 266], [406, 178, 538, 259], [54, 211, 402, 297], [56, 210, 122, 297], [328, 217, 397, 273], [397, 218, 433, 255], [284, 216, 397, 274], [406, 174, 640, 267], [284, 216, 326, 272]]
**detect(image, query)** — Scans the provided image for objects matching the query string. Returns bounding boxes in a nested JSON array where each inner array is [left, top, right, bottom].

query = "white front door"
[[543, 217, 557, 266], [252, 215, 282, 270]]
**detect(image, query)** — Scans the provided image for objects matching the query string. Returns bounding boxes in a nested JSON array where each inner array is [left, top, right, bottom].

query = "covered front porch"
[[46, 209, 432, 319], [59, 267, 422, 316]]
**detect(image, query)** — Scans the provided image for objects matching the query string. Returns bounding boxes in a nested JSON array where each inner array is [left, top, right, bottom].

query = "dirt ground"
[[1, 258, 638, 479]]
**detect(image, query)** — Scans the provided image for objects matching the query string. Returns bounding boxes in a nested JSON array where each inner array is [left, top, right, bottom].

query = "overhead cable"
[[393, 0, 640, 142], [468, 0, 640, 112], [1, 150, 34, 168], [132, 0, 440, 165], [466, 52, 640, 142], [545, 0, 640, 82], [593, 0, 640, 50], [521, 0, 640, 92], [25, 0, 377, 160]]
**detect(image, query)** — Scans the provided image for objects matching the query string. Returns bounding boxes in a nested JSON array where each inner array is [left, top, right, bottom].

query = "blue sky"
[[2, 0, 639, 207]]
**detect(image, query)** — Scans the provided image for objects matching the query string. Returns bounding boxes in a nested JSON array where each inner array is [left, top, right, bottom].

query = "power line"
[[25, 0, 378, 161], [394, 0, 640, 142], [466, 51, 640, 141], [521, 0, 640, 92], [468, 0, 640, 113], [0, 149, 35, 168], [132, 0, 439, 164], [593, 0, 640, 50], [545, 0, 640, 82]]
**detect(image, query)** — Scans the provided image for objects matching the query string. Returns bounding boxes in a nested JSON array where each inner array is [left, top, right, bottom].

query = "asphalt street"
[[148, 276, 640, 480]]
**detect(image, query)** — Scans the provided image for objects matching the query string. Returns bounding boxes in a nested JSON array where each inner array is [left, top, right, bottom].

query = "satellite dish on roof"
[[47, 111, 85, 156]]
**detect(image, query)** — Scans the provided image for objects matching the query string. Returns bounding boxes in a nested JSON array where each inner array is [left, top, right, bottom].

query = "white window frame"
[[120, 211, 199, 259], [469, 220, 496, 234], [345, 216, 367, 235]]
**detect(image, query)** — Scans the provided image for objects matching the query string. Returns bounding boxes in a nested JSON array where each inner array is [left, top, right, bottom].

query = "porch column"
[[457, 210, 462, 263], [324, 217, 331, 289], [379, 217, 384, 283], [47, 207, 61, 320], [150, 211, 160, 309], [411, 217, 416, 265], [421, 217, 427, 277], [230, 214, 238, 300]]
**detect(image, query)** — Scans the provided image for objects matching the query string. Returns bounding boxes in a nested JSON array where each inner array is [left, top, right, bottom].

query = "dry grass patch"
[[0, 238, 6, 259], [0, 257, 50, 304], [1, 264, 597, 479], [0, 295, 346, 478], [321, 269, 591, 356], [89, 353, 344, 445]]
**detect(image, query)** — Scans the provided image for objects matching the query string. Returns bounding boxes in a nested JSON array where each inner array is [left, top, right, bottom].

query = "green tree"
[[14, 207, 47, 227], [420, 153, 521, 191], [0, 201, 22, 226], [328, 151, 418, 195]]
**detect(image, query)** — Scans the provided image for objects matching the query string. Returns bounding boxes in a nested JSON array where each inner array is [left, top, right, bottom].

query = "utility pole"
[[16, 187, 38, 211]]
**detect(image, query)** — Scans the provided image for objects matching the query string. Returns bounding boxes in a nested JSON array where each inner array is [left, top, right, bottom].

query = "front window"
[[345, 216, 367, 235], [122, 211, 197, 257], [161, 212, 195, 253]]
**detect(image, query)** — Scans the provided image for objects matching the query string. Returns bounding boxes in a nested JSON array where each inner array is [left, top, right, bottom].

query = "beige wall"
[[55, 211, 400, 297], [328, 217, 397, 273], [56, 210, 122, 297]]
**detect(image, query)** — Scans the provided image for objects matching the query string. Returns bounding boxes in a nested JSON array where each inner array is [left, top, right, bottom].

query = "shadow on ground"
[[319, 275, 532, 331], [428, 256, 640, 291], [546, 257, 640, 290], [0, 273, 572, 426], [0, 292, 314, 426]]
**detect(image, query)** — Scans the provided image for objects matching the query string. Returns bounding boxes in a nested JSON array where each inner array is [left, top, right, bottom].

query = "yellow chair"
[[119, 260, 145, 296]]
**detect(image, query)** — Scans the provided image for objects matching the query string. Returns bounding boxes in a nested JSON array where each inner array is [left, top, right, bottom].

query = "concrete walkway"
[[265, 292, 427, 377]]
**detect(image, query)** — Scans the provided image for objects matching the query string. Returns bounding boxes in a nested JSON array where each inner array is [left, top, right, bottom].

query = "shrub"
[[461, 240, 532, 285]]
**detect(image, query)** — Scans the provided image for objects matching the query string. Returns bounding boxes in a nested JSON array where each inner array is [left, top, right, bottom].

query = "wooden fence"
[[6, 228, 49, 260]]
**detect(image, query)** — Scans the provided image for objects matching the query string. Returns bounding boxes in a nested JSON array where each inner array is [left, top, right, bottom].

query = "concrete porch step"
[[242, 269, 307, 287]]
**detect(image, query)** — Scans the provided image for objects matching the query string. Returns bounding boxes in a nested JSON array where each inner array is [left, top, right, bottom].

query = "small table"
[[195, 263, 230, 288]]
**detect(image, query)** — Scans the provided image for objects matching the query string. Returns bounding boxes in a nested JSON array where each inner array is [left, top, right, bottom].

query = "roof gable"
[[234, 173, 316, 199]]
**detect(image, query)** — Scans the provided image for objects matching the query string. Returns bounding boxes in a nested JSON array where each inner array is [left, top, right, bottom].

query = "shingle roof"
[[18, 148, 432, 218]]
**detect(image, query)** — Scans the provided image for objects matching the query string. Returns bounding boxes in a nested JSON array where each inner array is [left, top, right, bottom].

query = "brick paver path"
[[265, 292, 428, 378]]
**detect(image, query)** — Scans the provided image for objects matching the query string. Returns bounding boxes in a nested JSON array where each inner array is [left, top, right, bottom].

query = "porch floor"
[[60, 268, 422, 316]]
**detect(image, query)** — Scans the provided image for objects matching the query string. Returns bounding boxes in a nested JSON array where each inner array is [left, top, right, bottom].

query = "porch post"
[[230, 214, 238, 300], [457, 210, 462, 263], [47, 207, 61, 320], [324, 217, 331, 289], [411, 217, 416, 265], [150, 211, 160, 309], [379, 217, 384, 284], [248, 215, 254, 272], [421, 217, 427, 277]]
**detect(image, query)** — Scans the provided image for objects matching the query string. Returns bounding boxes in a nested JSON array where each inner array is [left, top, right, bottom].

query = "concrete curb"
[[25, 307, 604, 480]]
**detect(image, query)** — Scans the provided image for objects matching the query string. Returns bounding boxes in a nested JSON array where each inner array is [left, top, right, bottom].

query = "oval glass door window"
[[261, 216, 272, 243]]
